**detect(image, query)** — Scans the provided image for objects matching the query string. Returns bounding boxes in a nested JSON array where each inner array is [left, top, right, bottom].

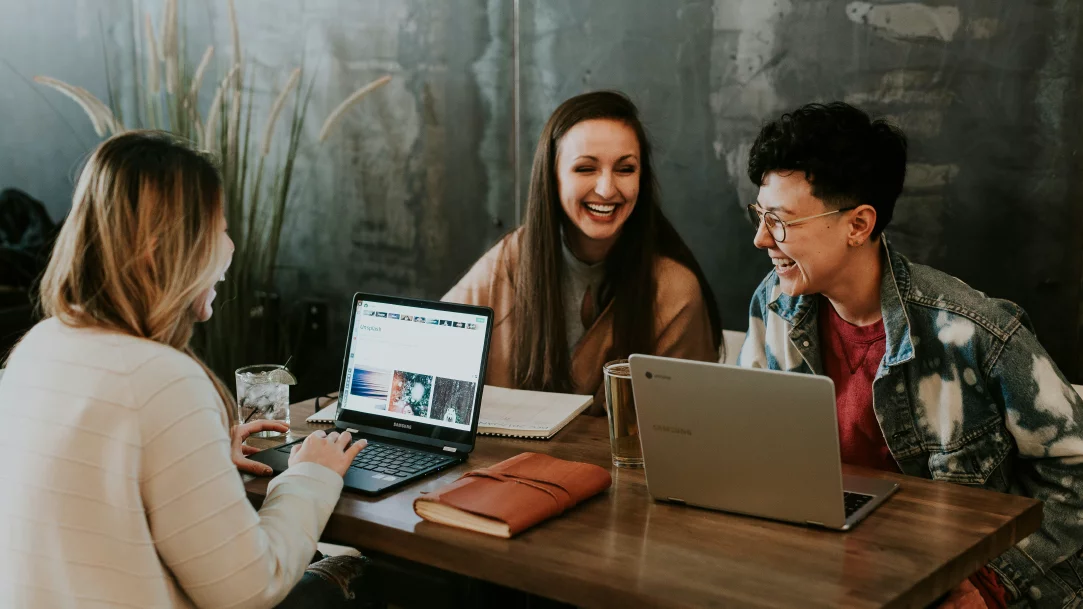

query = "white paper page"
[[478, 386, 591, 431], [306, 401, 338, 423]]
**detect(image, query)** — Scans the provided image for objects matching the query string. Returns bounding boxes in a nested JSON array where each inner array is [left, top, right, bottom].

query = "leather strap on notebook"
[[461, 469, 574, 513]]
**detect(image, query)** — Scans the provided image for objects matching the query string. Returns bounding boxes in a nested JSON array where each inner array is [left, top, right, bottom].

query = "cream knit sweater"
[[0, 318, 343, 608]]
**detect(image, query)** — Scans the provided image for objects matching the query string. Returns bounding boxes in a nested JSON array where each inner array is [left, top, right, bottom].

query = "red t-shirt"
[[818, 299, 896, 473], [818, 298, 1007, 608]]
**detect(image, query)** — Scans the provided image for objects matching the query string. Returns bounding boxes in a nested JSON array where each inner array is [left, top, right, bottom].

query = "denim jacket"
[[738, 238, 1083, 608]]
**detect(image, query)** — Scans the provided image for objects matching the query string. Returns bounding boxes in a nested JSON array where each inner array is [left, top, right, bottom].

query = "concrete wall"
[[2, 0, 1082, 384]]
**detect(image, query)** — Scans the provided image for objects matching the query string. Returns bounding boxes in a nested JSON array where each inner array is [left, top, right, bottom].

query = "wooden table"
[[244, 396, 1041, 609]]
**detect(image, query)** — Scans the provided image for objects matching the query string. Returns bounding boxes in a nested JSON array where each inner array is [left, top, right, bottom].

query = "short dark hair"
[[747, 102, 907, 237]]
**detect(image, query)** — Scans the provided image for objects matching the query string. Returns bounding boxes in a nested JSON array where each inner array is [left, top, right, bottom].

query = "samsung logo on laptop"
[[653, 424, 692, 436], [393, 422, 412, 430]]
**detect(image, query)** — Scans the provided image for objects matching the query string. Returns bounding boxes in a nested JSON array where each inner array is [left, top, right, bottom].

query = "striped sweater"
[[0, 318, 343, 608]]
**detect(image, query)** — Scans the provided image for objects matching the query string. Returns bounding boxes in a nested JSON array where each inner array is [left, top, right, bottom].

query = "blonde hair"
[[39, 130, 236, 426]]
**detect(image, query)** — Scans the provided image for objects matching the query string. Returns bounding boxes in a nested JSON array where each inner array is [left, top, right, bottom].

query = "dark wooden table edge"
[[247, 483, 1042, 609], [246, 488, 664, 608], [886, 498, 1043, 609], [245, 398, 1046, 609]]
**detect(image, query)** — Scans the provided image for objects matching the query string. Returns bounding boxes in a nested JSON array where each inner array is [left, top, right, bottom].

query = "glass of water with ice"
[[235, 365, 294, 437]]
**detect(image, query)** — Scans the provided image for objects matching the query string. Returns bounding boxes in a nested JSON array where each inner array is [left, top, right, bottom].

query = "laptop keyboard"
[[274, 438, 456, 479], [844, 491, 874, 517], [350, 441, 456, 478]]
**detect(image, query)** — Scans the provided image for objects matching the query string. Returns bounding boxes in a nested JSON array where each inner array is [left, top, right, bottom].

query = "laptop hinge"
[[442, 446, 457, 453]]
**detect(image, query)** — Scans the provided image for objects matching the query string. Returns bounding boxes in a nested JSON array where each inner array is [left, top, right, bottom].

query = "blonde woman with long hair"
[[0, 131, 379, 608]]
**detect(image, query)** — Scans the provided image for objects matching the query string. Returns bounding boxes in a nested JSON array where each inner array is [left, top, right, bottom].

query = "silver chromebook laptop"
[[628, 355, 898, 531]]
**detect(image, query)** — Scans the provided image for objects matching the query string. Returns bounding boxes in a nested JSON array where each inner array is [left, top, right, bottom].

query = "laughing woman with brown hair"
[[445, 91, 721, 412]]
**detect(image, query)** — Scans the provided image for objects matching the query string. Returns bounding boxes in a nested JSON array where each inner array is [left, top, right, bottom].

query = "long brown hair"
[[511, 91, 722, 392], [37, 130, 237, 426]]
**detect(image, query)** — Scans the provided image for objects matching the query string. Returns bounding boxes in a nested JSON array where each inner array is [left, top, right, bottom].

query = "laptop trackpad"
[[344, 467, 389, 492]]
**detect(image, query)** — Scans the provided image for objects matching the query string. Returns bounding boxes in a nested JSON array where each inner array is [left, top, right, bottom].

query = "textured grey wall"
[[0, 0, 514, 391], [233, 0, 515, 320], [2, 0, 1082, 385], [518, 0, 1083, 381], [0, 0, 129, 220]]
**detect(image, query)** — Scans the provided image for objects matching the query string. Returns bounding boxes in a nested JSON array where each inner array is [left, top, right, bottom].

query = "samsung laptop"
[[251, 293, 494, 495], [628, 355, 898, 530]]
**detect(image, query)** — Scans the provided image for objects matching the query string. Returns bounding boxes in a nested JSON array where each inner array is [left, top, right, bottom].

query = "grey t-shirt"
[[561, 240, 607, 355]]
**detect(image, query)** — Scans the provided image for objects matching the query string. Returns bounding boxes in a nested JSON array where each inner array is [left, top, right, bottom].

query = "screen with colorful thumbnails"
[[337, 297, 490, 446]]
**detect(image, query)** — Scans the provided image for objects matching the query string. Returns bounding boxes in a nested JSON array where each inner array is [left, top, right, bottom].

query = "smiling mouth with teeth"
[[773, 258, 796, 270], [583, 202, 618, 216]]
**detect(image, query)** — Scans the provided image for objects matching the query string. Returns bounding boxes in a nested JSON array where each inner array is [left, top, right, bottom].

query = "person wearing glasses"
[[737, 102, 1083, 609]]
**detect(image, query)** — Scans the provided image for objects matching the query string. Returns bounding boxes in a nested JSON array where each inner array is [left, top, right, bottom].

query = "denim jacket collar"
[[767, 237, 915, 371]]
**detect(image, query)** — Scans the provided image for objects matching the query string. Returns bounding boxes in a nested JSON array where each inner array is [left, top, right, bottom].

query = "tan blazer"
[[443, 229, 718, 415]]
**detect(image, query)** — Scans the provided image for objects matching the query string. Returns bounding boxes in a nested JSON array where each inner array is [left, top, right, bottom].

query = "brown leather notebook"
[[413, 452, 612, 538]]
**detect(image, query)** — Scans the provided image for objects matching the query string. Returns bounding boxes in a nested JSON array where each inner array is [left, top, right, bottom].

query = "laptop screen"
[[336, 296, 491, 450]]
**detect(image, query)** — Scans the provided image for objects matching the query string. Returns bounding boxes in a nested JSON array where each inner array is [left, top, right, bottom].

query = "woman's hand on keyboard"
[[288, 430, 368, 476]]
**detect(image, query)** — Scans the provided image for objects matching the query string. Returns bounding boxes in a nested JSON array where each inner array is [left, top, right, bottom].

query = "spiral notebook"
[[306, 395, 340, 424], [306, 387, 592, 439], [477, 386, 593, 439]]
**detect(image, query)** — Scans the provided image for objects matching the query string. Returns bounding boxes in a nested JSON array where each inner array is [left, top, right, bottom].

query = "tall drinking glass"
[[603, 359, 643, 468], [235, 365, 290, 438]]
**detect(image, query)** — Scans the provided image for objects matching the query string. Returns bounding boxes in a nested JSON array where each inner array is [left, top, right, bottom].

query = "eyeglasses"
[[746, 204, 857, 243]]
